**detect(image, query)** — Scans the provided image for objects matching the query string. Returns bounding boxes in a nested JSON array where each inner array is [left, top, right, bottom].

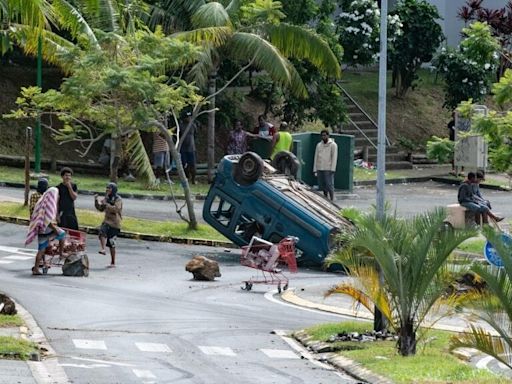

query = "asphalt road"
[[0, 222, 358, 384], [2, 180, 511, 221]]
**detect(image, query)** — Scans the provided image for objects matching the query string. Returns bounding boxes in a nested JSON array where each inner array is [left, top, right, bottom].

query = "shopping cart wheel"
[[277, 284, 282, 293], [283, 283, 288, 291], [42, 266, 48, 275]]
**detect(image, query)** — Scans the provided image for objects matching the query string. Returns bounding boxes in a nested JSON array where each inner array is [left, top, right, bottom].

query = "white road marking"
[[264, 289, 350, 319], [476, 355, 494, 369], [69, 356, 135, 367], [135, 342, 172, 353], [198, 346, 236, 356], [72, 339, 107, 350], [0, 260, 14, 264], [0, 245, 35, 254], [4, 255, 33, 260], [60, 363, 110, 369], [260, 349, 299, 359], [133, 369, 156, 379], [498, 361, 509, 370]]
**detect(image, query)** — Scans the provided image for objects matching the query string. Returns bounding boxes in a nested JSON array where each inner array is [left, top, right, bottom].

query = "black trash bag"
[[62, 253, 89, 277]]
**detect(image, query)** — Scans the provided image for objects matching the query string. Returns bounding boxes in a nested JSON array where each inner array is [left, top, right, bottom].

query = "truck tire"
[[234, 152, 263, 185], [272, 151, 299, 177]]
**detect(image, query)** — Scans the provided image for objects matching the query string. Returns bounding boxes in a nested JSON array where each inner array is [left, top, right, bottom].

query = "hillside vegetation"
[[0, 65, 451, 161]]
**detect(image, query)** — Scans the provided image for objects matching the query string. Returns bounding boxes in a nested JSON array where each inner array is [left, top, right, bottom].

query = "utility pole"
[[34, 35, 42, 174], [374, 0, 388, 333]]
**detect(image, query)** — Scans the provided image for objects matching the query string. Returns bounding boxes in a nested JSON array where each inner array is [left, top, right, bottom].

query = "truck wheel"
[[234, 152, 263, 185], [272, 151, 299, 177]]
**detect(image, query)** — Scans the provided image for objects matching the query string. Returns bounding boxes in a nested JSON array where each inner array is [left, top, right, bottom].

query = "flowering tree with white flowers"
[[434, 22, 500, 109], [336, 0, 402, 67]]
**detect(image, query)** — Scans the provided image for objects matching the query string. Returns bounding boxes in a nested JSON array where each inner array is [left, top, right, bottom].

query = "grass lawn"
[[0, 336, 38, 360], [0, 314, 38, 360], [0, 314, 23, 327], [304, 321, 510, 383], [0, 202, 228, 242], [0, 166, 211, 196]]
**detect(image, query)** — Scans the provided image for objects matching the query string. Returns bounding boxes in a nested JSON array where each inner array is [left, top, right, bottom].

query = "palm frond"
[[172, 26, 232, 47], [263, 23, 341, 78], [11, 25, 78, 72], [285, 60, 308, 98], [227, 31, 294, 90], [187, 44, 215, 87], [326, 284, 376, 315], [125, 131, 156, 185], [51, 0, 99, 47], [225, 0, 240, 17], [5, 0, 55, 30], [192, 2, 231, 28], [451, 325, 512, 369]]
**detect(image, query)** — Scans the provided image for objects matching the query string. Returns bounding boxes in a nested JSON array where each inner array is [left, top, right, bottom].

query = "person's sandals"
[[496, 217, 505, 223], [98, 250, 106, 255], [31, 267, 42, 275], [106, 264, 115, 268]]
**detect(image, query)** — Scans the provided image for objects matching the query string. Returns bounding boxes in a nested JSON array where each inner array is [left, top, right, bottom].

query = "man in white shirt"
[[313, 130, 338, 201]]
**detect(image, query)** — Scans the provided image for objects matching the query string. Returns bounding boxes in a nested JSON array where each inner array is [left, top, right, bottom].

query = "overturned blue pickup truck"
[[202, 152, 353, 267]]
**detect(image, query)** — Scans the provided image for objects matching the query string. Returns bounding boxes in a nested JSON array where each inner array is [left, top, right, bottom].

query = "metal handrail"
[[337, 82, 391, 146], [347, 117, 378, 150]]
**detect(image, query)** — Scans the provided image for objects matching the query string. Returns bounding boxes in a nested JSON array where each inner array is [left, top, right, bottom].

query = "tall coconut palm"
[[326, 208, 476, 356], [450, 225, 512, 368], [150, 0, 341, 181]]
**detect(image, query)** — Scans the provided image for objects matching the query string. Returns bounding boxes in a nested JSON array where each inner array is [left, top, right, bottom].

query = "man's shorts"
[[180, 151, 196, 167], [38, 230, 66, 251], [99, 223, 121, 248], [153, 151, 170, 169]]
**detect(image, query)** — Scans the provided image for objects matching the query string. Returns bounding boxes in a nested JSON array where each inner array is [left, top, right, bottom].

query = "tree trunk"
[[155, 122, 197, 230], [109, 136, 122, 183], [398, 321, 416, 356], [207, 71, 217, 183]]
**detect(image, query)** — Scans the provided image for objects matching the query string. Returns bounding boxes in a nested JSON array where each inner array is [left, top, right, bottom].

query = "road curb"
[[293, 330, 395, 384], [14, 299, 70, 384], [0, 215, 235, 249]]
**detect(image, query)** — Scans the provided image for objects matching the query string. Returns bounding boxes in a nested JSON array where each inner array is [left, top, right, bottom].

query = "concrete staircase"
[[337, 85, 413, 170]]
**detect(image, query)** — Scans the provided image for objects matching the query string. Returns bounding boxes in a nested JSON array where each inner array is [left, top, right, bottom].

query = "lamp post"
[[34, 35, 42, 174], [374, 0, 388, 333]]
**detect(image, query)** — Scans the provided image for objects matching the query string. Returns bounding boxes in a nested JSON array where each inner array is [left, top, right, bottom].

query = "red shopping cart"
[[240, 236, 298, 293], [41, 229, 86, 274]]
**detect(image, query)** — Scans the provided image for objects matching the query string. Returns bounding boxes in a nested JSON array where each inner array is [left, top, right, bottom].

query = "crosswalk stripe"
[[260, 349, 299, 359], [132, 369, 156, 379], [0, 260, 14, 264], [0, 246, 35, 254], [3, 255, 33, 261], [198, 346, 236, 356], [73, 339, 107, 350], [135, 342, 172, 353]]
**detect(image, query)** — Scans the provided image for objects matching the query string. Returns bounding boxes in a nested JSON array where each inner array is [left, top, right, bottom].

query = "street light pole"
[[374, 0, 388, 333], [34, 34, 42, 174]]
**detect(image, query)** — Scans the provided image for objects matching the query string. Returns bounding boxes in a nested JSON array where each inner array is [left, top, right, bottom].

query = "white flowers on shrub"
[[337, 0, 402, 66]]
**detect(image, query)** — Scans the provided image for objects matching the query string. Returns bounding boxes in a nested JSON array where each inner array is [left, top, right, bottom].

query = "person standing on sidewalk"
[[180, 112, 198, 184], [270, 122, 293, 160], [57, 167, 78, 230], [95, 182, 122, 268], [313, 130, 338, 201]]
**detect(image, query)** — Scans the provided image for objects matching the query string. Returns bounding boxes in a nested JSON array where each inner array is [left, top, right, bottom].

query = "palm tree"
[[151, 0, 341, 181], [326, 208, 476, 356], [450, 225, 512, 368]]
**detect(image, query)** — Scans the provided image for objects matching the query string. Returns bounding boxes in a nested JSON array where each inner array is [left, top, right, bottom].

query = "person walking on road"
[[57, 167, 78, 230], [29, 178, 49, 217], [180, 112, 198, 185], [26, 187, 65, 275], [270, 122, 293, 160], [95, 182, 123, 268], [313, 130, 338, 201]]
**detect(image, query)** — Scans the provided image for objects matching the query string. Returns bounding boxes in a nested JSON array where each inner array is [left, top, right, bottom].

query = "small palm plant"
[[326, 208, 477, 356], [450, 226, 512, 368]]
